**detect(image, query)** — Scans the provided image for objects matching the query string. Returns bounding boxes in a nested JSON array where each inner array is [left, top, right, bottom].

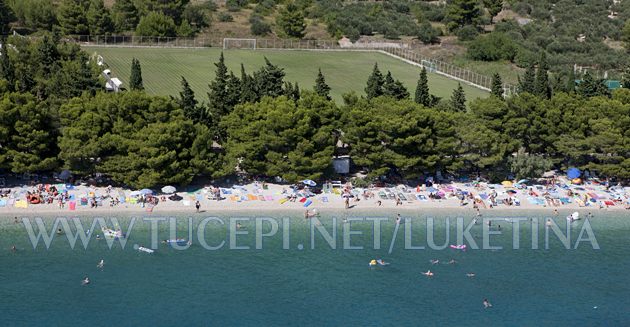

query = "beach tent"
[[161, 186, 176, 194], [567, 167, 581, 179]]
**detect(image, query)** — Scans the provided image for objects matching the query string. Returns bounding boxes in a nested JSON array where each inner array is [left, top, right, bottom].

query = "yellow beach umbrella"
[[501, 181, 513, 187]]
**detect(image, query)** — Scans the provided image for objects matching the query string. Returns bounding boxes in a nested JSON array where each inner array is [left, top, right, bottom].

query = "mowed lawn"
[[84, 47, 488, 103]]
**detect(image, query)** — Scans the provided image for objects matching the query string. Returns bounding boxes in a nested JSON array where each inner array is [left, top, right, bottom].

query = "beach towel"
[[221, 188, 232, 195], [299, 197, 307, 203], [265, 195, 274, 201], [303, 199, 312, 207], [195, 194, 203, 201], [320, 196, 329, 203], [81, 197, 88, 206], [69, 201, 76, 211], [14, 200, 28, 208], [279, 198, 288, 204], [247, 194, 257, 201], [604, 200, 615, 206], [258, 195, 265, 201], [0, 199, 5, 207], [559, 197, 571, 204]]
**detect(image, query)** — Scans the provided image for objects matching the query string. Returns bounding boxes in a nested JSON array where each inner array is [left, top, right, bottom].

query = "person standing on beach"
[[345, 197, 349, 209], [195, 200, 201, 212]]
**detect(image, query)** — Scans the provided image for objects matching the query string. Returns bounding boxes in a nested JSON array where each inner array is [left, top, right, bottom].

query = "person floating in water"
[[483, 298, 492, 308], [396, 214, 401, 225], [466, 273, 475, 277], [422, 270, 434, 277], [236, 222, 243, 230], [57, 228, 63, 235], [546, 218, 552, 228], [11, 245, 16, 252], [82, 277, 90, 285], [97, 259, 104, 269], [473, 217, 478, 225], [430, 259, 439, 265], [448, 259, 457, 264]]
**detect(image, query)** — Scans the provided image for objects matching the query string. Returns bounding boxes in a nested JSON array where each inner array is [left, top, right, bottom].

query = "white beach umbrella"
[[161, 186, 176, 194]]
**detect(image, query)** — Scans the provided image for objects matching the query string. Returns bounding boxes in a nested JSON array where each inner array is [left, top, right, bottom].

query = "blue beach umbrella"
[[139, 189, 153, 195], [567, 167, 581, 179]]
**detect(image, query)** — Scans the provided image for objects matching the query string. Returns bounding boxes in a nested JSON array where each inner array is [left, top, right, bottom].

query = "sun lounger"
[[0, 199, 6, 207], [397, 193, 407, 201], [378, 191, 388, 200], [279, 198, 288, 204], [247, 194, 257, 201], [417, 194, 428, 201], [303, 199, 312, 207], [265, 195, 274, 201], [559, 197, 571, 204]]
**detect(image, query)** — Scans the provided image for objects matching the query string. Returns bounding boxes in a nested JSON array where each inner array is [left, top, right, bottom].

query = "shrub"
[[249, 15, 271, 35], [417, 21, 441, 44], [467, 32, 518, 61], [455, 25, 478, 41], [218, 12, 234, 22]]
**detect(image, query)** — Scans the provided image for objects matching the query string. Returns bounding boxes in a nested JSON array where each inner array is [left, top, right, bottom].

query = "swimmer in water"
[[343, 217, 348, 224], [448, 259, 457, 264], [483, 299, 492, 308], [422, 270, 434, 277], [487, 220, 492, 227], [82, 277, 90, 285], [57, 228, 63, 235], [96, 235, 101, 240], [396, 214, 401, 225], [97, 259, 104, 269], [466, 273, 475, 277], [14, 217, 18, 224], [546, 218, 552, 228], [476, 208, 481, 217], [11, 245, 16, 252], [430, 259, 439, 265], [473, 217, 478, 225], [236, 222, 242, 229], [553, 209, 558, 216]]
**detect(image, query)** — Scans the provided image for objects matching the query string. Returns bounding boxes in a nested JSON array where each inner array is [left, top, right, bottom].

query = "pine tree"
[[253, 57, 285, 98], [37, 35, 59, 78], [482, 0, 503, 24], [566, 68, 576, 93], [292, 81, 300, 101], [0, 0, 15, 34], [577, 72, 609, 98], [314, 68, 331, 100], [276, 2, 306, 38], [225, 72, 241, 110], [451, 83, 467, 112], [0, 37, 15, 90], [58, 0, 90, 35], [365, 63, 384, 99], [178, 77, 199, 121], [87, 0, 114, 35], [414, 67, 430, 106], [207, 52, 229, 119], [490, 73, 503, 99], [519, 63, 536, 94], [112, 0, 139, 32], [240, 64, 257, 103], [129, 57, 144, 90], [534, 52, 550, 99], [383, 71, 395, 97]]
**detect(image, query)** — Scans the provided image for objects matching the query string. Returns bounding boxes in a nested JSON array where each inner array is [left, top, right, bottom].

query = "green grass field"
[[84, 47, 488, 103]]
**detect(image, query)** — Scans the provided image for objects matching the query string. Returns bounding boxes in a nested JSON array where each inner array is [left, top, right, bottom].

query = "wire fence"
[[14, 34, 518, 95]]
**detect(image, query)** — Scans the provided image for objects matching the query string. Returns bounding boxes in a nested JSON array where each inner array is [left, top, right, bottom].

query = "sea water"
[[0, 210, 629, 326]]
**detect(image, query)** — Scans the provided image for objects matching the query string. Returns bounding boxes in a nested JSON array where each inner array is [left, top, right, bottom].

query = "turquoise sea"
[[1, 210, 629, 326]]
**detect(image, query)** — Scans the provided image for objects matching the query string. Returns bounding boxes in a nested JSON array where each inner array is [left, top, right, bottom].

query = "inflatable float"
[[138, 246, 154, 254]]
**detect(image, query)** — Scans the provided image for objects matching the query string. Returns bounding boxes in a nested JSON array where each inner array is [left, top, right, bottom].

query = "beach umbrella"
[[506, 190, 518, 195], [161, 186, 176, 194], [516, 179, 529, 185], [501, 181, 513, 187], [302, 179, 317, 187], [139, 189, 153, 195], [59, 170, 72, 181], [567, 167, 581, 179], [129, 191, 141, 197], [543, 170, 556, 178]]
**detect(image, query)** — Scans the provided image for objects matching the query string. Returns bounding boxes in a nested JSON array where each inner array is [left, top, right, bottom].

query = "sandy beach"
[[1, 178, 628, 215]]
